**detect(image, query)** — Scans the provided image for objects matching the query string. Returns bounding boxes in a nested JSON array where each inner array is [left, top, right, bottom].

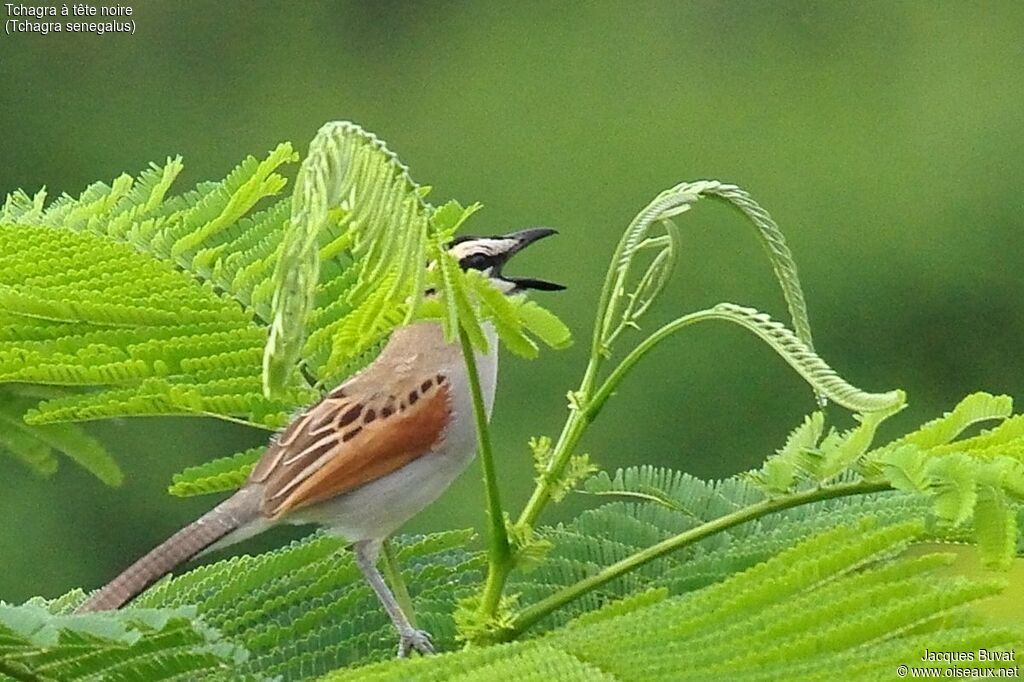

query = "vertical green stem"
[[457, 328, 513, 617], [380, 539, 416, 628], [515, 345, 608, 530], [515, 402, 591, 528], [515, 201, 640, 529]]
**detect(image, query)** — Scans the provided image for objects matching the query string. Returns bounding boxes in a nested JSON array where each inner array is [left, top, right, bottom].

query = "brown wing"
[[249, 374, 452, 519]]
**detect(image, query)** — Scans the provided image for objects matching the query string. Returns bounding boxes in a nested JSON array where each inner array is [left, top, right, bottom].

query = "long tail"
[[76, 488, 261, 612]]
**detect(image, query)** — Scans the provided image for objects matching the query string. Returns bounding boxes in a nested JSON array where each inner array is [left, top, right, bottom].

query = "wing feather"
[[250, 375, 452, 518]]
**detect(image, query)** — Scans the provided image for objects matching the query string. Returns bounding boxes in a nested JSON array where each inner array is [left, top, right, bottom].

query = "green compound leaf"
[[0, 122, 567, 487], [0, 386, 121, 485], [749, 392, 1024, 569], [417, 259, 572, 359], [594, 180, 814, 363], [891, 391, 1014, 450], [168, 446, 263, 497], [0, 147, 310, 435], [702, 303, 905, 414], [129, 529, 483, 681], [324, 519, 1020, 682], [263, 122, 430, 398], [0, 602, 246, 681], [974, 485, 1018, 570]]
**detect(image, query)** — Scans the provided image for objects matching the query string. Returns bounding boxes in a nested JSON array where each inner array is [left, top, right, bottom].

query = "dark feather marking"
[[364, 408, 377, 424], [408, 390, 419, 405], [421, 379, 433, 392], [337, 403, 363, 428], [342, 427, 363, 443]]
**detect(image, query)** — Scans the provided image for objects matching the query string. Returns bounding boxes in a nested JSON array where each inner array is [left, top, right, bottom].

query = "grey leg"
[[353, 539, 435, 658]]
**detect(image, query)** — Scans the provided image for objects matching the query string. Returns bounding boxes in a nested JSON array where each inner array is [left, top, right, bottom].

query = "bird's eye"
[[459, 254, 490, 271]]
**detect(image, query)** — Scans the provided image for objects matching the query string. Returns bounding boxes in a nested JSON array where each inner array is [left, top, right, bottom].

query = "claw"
[[397, 629, 435, 658]]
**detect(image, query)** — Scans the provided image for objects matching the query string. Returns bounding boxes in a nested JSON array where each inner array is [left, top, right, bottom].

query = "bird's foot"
[[397, 628, 434, 658]]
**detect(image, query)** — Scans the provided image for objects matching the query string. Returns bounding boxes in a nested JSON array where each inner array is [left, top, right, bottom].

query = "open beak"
[[498, 228, 565, 292]]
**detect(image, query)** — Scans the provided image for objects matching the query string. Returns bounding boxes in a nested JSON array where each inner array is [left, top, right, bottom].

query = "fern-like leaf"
[[325, 519, 1020, 681], [2, 122, 571, 473], [704, 303, 904, 413], [168, 447, 264, 497], [0, 602, 246, 681], [263, 122, 429, 397], [0, 386, 120, 485], [130, 530, 482, 680]]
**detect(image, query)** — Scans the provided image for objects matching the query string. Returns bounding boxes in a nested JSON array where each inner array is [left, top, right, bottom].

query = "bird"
[[75, 228, 564, 658]]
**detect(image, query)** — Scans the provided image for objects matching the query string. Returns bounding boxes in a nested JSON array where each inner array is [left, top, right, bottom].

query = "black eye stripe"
[[459, 253, 492, 271]]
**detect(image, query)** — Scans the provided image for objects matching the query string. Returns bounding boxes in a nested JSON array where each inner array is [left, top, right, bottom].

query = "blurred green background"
[[2, 2, 1023, 605]]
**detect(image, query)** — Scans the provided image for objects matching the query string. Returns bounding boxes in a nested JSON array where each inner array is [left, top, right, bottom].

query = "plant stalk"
[[517, 201, 677, 529], [380, 539, 417, 628], [517, 310, 706, 528], [458, 327, 513, 617], [504, 479, 893, 639], [585, 310, 713, 421], [516, 362, 598, 529]]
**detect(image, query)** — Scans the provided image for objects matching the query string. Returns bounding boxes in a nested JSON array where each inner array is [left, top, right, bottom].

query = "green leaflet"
[[750, 392, 1024, 569], [975, 485, 1018, 570], [23, 374, 312, 430], [893, 391, 1014, 450], [749, 398, 905, 491], [877, 444, 930, 493], [517, 301, 572, 350], [752, 411, 824, 494], [263, 123, 430, 398], [927, 454, 980, 525], [433, 247, 488, 350], [467, 270, 536, 358], [0, 421, 57, 476], [0, 387, 120, 485], [168, 447, 264, 497], [171, 143, 298, 260], [0, 602, 246, 681]]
